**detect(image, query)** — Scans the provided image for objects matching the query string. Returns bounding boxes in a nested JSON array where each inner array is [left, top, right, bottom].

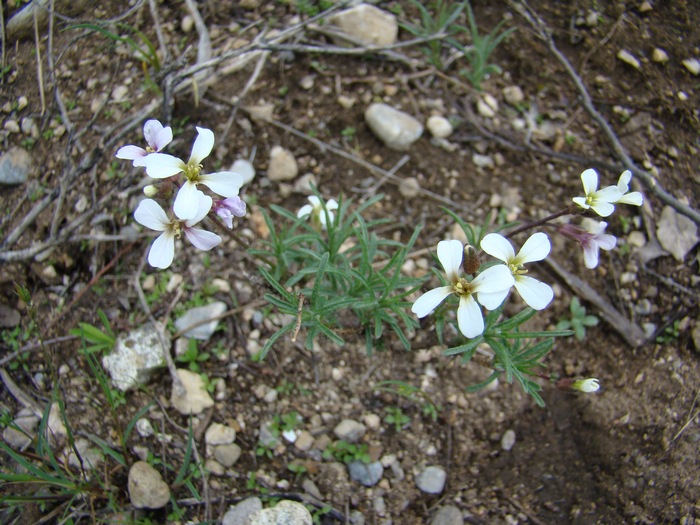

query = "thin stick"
[[33, 0, 46, 115], [291, 293, 305, 343]]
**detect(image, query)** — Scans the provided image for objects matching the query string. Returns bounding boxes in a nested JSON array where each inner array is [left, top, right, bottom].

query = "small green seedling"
[[175, 339, 210, 372], [384, 406, 411, 432], [323, 440, 371, 464], [556, 297, 599, 341]]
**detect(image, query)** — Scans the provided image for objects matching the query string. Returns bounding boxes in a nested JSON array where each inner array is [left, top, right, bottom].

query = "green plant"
[[451, 1, 515, 90], [655, 319, 681, 344], [376, 380, 441, 421], [69, 310, 116, 355], [401, 0, 466, 69], [323, 440, 371, 464], [556, 297, 599, 341], [253, 191, 425, 358], [20, 138, 36, 150], [384, 406, 411, 432], [1, 325, 31, 372], [175, 339, 210, 372]]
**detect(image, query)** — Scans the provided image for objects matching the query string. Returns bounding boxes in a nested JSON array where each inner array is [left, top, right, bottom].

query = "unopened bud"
[[571, 378, 600, 393], [463, 245, 480, 275], [143, 184, 158, 198]]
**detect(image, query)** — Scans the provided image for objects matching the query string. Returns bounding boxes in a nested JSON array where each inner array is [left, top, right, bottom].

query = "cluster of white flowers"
[[412, 233, 553, 339], [117, 120, 250, 268]]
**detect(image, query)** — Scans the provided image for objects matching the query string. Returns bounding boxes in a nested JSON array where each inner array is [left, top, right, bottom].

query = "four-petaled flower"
[[297, 195, 339, 230], [134, 192, 221, 269], [612, 170, 643, 206], [479, 232, 554, 310], [572, 378, 600, 393], [559, 220, 617, 269], [143, 127, 244, 221], [213, 197, 247, 228], [572, 169, 622, 217], [411, 239, 515, 338], [116, 120, 173, 167]]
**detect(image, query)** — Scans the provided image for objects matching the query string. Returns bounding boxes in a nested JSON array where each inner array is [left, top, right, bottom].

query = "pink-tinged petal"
[[116, 145, 147, 161], [143, 153, 186, 178], [471, 264, 515, 294], [477, 289, 510, 310], [572, 196, 589, 209], [596, 233, 617, 251], [616, 191, 643, 206], [199, 171, 244, 198], [437, 239, 464, 282], [184, 227, 221, 251], [148, 231, 176, 269], [515, 232, 550, 264], [189, 127, 215, 165], [134, 199, 170, 231], [411, 286, 453, 318], [146, 121, 173, 151], [582, 242, 600, 269], [173, 181, 201, 221], [617, 170, 632, 192], [514, 275, 553, 310], [591, 201, 615, 217], [580, 169, 598, 194], [185, 192, 213, 226], [297, 204, 313, 218], [216, 209, 233, 229], [221, 197, 246, 216], [480, 233, 514, 263], [143, 120, 164, 148], [457, 295, 484, 338]]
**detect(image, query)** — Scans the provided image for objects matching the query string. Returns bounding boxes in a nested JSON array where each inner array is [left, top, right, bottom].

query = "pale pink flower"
[[559, 220, 617, 269], [116, 119, 173, 167]]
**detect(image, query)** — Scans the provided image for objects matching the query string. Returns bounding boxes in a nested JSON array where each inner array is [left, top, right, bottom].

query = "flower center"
[[184, 163, 202, 182], [509, 263, 527, 276], [452, 277, 473, 298], [172, 221, 182, 239]]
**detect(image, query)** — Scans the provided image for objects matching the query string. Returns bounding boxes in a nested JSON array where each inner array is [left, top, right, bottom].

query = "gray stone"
[[222, 497, 263, 525], [0, 147, 32, 185], [328, 4, 397, 47], [348, 460, 384, 487], [333, 419, 367, 442], [682, 58, 700, 75], [102, 323, 168, 391], [267, 146, 299, 181], [365, 103, 423, 151], [3, 410, 39, 450], [214, 443, 242, 467], [249, 500, 313, 525], [431, 505, 464, 525], [0, 304, 21, 328], [171, 369, 214, 415], [302, 478, 323, 500], [399, 177, 421, 198], [657, 206, 699, 261], [416, 465, 447, 494], [472, 153, 494, 169], [66, 438, 103, 470], [174, 301, 227, 341], [128, 461, 170, 509]]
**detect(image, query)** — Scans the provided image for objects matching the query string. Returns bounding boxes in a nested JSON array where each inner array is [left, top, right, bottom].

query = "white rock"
[[294, 430, 314, 451], [426, 115, 453, 138], [214, 443, 242, 467], [501, 429, 516, 451], [17, 96, 28, 110], [476, 99, 495, 118], [363, 413, 381, 431], [682, 58, 700, 75], [246, 103, 274, 122], [365, 103, 423, 151], [3, 120, 20, 133], [205, 422, 236, 446], [482, 93, 499, 112], [472, 153, 494, 169], [66, 438, 103, 470], [136, 418, 154, 438], [328, 4, 398, 47], [338, 95, 356, 109], [232, 159, 255, 185], [174, 301, 227, 341], [652, 48, 669, 64], [249, 500, 313, 525], [503, 85, 524, 106], [111, 85, 129, 101], [656, 205, 699, 261], [617, 49, 641, 69], [399, 177, 421, 198], [268, 146, 298, 181], [128, 461, 170, 509], [170, 369, 215, 415], [181, 15, 194, 33], [299, 75, 315, 90], [102, 323, 168, 391], [333, 419, 367, 442], [3, 410, 39, 450]]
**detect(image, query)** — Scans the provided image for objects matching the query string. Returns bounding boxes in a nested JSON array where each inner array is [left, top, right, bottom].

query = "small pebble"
[[415, 465, 447, 494], [501, 429, 516, 451], [652, 48, 669, 64], [617, 49, 641, 69], [399, 177, 421, 198], [682, 58, 700, 75]]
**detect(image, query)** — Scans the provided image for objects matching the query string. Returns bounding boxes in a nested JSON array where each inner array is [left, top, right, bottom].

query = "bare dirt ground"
[[0, 1, 699, 524]]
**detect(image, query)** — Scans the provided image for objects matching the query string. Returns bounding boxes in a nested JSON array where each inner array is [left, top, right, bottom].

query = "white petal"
[[319, 210, 335, 227], [572, 196, 589, 209], [184, 227, 221, 251], [457, 295, 484, 338], [186, 192, 213, 226], [471, 264, 515, 294], [326, 199, 339, 211], [514, 275, 553, 310], [189, 127, 214, 165], [582, 243, 600, 269], [143, 120, 164, 148], [307, 196, 321, 207], [616, 191, 643, 206], [116, 145, 146, 161], [154, 126, 173, 152], [591, 201, 615, 217], [617, 170, 632, 192], [134, 199, 170, 231], [596, 185, 623, 203], [437, 240, 464, 282], [480, 233, 514, 263], [148, 231, 175, 269], [580, 169, 599, 194], [477, 289, 509, 310], [199, 171, 243, 198], [297, 204, 313, 218], [173, 181, 201, 220], [231, 159, 255, 184], [596, 233, 617, 251], [143, 153, 186, 178], [515, 232, 550, 264], [411, 286, 453, 318]]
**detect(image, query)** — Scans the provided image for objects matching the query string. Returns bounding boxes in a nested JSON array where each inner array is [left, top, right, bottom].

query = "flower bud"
[[143, 184, 158, 198], [462, 245, 480, 275], [571, 378, 600, 393]]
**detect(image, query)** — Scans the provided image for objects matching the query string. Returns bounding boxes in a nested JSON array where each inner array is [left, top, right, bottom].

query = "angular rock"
[[223, 497, 263, 525], [205, 422, 236, 446], [214, 443, 242, 467], [174, 301, 227, 341], [249, 500, 313, 525], [0, 147, 32, 185], [102, 323, 168, 391], [3, 409, 39, 450], [333, 419, 367, 442], [327, 4, 398, 47], [682, 58, 700, 75], [365, 103, 423, 151], [171, 369, 214, 415], [267, 146, 298, 181], [416, 465, 447, 494], [617, 49, 641, 69], [128, 461, 170, 509], [348, 460, 384, 487], [656, 205, 699, 261]]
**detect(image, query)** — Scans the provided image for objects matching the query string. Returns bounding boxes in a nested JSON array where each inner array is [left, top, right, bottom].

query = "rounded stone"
[[128, 461, 170, 509], [416, 465, 447, 494]]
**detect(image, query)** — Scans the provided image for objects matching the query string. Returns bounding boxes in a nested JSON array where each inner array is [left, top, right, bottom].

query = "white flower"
[[559, 220, 617, 269], [411, 239, 515, 338], [479, 232, 554, 310], [572, 169, 622, 217], [611, 170, 643, 206], [142, 127, 244, 221], [297, 195, 339, 229], [116, 119, 172, 166], [134, 192, 221, 269], [572, 378, 600, 393], [213, 197, 247, 228]]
